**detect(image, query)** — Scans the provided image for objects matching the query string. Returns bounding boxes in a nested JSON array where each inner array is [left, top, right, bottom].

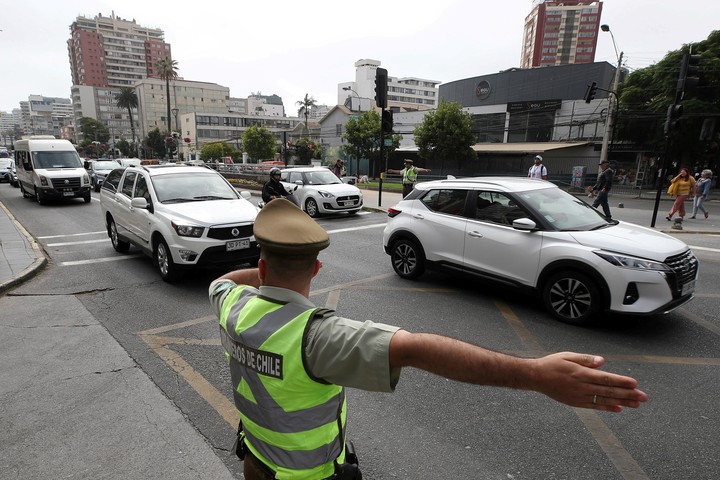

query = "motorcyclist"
[[261, 167, 298, 206]]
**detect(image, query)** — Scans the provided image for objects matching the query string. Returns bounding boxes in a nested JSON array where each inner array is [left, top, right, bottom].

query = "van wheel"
[[35, 189, 45, 205], [155, 237, 182, 282], [84, 193, 92, 203], [20, 183, 30, 198]]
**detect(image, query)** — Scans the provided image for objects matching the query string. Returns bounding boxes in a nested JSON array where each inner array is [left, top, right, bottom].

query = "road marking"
[[47, 239, 108, 247], [61, 254, 142, 266], [326, 223, 386, 234], [495, 300, 546, 355], [37, 231, 106, 239]]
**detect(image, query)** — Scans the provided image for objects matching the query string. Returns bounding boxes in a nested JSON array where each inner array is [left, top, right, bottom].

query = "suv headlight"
[[594, 251, 671, 271], [318, 190, 334, 199], [171, 221, 204, 237]]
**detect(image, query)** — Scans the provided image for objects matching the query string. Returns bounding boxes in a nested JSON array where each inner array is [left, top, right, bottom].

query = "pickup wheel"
[[108, 217, 130, 253], [155, 237, 182, 282], [542, 271, 600, 325]]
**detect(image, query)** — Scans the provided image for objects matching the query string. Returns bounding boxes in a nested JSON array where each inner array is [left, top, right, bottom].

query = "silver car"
[[280, 167, 363, 217]]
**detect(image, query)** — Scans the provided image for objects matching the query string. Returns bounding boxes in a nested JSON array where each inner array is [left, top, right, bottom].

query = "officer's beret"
[[254, 198, 329, 255], [404, 159, 413, 164]]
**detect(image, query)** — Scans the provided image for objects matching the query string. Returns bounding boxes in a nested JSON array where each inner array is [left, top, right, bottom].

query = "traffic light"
[[375, 68, 388, 109], [584, 82, 598, 103], [676, 52, 701, 100], [664, 104, 683, 135], [381, 110, 394, 134]]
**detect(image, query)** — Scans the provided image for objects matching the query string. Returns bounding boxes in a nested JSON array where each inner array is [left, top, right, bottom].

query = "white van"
[[14, 136, 92, 204]]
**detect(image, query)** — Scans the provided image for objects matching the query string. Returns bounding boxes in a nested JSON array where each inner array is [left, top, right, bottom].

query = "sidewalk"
[[0, 200, 235, 478]]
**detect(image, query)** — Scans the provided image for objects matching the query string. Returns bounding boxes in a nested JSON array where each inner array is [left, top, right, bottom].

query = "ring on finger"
[[593, 394, 598, 405]]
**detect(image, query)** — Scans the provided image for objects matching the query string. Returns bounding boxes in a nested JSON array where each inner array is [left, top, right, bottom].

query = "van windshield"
[[32, 151, 83, 169]]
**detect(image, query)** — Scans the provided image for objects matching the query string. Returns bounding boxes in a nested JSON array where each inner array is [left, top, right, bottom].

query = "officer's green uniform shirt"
[[210, 279, 401, 392]]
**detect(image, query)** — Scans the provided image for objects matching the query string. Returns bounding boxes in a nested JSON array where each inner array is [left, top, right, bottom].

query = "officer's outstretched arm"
[[388, 330, 648, 412]]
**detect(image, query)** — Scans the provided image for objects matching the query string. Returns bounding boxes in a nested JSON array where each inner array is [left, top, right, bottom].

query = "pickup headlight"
[[594, 251, 671, 271], [171, 221, 204, 237], [318, 190, 334, 199]]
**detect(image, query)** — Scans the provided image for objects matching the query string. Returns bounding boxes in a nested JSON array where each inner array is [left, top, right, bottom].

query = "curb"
[[0, 202, 48, 295]]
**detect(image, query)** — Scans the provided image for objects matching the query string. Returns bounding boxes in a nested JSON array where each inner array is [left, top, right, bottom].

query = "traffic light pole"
[[377, 107, 385, 207], [599, 52, 623, 165]]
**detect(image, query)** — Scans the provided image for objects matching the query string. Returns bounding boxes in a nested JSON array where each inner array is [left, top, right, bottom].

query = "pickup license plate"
[[62, 191, 74, 197], [681, 279, 695, 296], [226, 239, 250, 251]]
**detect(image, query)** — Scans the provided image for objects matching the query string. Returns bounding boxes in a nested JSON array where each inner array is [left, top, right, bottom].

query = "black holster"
[[333, 441, 362, 480]]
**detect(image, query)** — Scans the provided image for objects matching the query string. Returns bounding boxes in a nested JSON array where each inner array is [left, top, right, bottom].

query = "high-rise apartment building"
[[68, 12, 171, 89], [520, 1, 603, 69]]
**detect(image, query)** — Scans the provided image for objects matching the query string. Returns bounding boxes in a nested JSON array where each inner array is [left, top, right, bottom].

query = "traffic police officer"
[[387, 159, 431, 198], [210, 199, 648, 479]]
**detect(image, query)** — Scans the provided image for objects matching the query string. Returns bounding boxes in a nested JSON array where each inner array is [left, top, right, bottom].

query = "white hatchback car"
[[383, 177, 699, 325], [100, 164, 259, 282], [280, 167, 363, 217]]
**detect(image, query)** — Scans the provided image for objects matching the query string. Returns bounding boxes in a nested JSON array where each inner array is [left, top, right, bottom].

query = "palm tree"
[[296, 93, 317, 135], [115, 87, 138, 156], [155, 57, 179, 136]]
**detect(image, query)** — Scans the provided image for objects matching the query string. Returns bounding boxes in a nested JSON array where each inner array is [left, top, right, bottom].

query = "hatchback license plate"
[[681, 279, 695, 296], [226, 239, 250, 251]]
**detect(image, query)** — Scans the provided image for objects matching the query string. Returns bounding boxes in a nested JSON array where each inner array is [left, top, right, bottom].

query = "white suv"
[[383, 177, 699, 325], [280, 167, 363, 217], [100, 165, 259, 282]]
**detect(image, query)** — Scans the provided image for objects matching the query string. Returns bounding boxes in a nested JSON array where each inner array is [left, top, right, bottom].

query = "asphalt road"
[[1, 185, 719, 479]]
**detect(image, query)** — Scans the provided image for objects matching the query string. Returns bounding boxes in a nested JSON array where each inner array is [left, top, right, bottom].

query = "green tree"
[[293, 137, 324, 165], [155, 57, 179, 136], [343, 110, 401, 177], [115, 87, 138, 155], [296, 93, 317, 135], [79, 117, 110, 143], [413, 99, 475, 174], [616, 30, 720, 169], [143, 127, 166, 159], [200, 142, 238, 161], [115, 138, 131, 157], [242, 125, 277, 162]]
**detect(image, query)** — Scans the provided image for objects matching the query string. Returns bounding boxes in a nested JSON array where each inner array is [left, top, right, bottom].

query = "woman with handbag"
[[666, 167, 696, 221]]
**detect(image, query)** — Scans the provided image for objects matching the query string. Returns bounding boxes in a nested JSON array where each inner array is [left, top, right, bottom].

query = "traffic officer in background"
[[387, 159, 431, 197], [210, 199, 648, 479]]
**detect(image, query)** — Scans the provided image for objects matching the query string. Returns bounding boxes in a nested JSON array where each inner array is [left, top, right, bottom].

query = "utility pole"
[[599, 52, 623, 165]]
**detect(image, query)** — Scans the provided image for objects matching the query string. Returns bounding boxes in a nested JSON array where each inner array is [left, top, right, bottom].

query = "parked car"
[[85, 159, 123, 191], [0, 157, 12, 183], [99, 164, 259, 282], [8, 161, 19, 187], [279, 166, 363, 217], [383, 177, 699, 325]]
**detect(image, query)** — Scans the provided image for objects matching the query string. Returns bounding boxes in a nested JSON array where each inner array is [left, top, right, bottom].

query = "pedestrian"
[[589, 159, 614, 220], [690, 168, 712, 219], [333, 159, 344, 178], [387, 159, 431, 197], [528, 154, 548, 180], [210, 198, 648, 480], [666, 167, 696, 221]]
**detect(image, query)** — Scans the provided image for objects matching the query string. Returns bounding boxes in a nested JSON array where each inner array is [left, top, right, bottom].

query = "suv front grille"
[[50, 177, 82, 189], [207, 224, 254, 240], [664, 249, 699, 295]]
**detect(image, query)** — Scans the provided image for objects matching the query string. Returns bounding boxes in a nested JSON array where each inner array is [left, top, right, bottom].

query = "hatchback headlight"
[[171, 221, 204, 237], [594, 251, 671, 271], [318, 190, 334, 199]]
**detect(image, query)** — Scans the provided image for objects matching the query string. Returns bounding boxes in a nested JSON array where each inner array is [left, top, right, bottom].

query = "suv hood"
[[163, 199, 258, 225], [570, 221, 689, 260]]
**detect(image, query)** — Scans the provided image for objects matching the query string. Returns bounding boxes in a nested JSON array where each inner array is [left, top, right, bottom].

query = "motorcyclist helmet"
[[270, 167, 281, 177]]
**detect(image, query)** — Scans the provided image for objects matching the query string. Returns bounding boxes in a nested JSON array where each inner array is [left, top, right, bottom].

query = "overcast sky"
[[2, 0, 718, 114]]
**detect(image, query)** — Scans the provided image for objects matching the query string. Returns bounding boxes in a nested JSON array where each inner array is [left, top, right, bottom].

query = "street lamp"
[[342, 86, 362, 112], [599, 24, 623, 166]]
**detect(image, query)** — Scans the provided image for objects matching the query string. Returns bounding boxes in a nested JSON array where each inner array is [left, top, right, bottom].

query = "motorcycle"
[[258, 184, 300, 209]]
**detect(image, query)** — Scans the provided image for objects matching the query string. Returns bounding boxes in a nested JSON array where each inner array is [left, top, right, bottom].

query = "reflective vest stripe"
[[220, 286, 345, 476]]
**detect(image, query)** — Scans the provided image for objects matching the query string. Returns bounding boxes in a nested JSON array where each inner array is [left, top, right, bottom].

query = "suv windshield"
[[517, 187, 607, 230], [152, 172, 240, 203], [32, 151, 83, 169]]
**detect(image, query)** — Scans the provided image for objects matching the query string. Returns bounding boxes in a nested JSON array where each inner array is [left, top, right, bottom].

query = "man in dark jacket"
[[261, 167, 293, 204], [590, 160, 614, 219]]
